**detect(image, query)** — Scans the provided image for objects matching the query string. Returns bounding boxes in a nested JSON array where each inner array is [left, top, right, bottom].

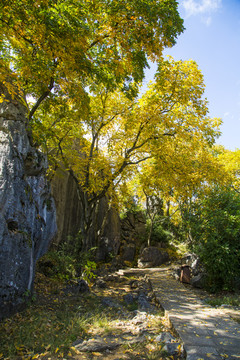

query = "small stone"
[[138, 292, 152, 311], [190, 273, 207, 289], [95, 279, 107, 288], [123, 293, 134, 304], [163, 342, 183, 356], [101, 297, 121, 309], [155, 332, 175, 343], [77, 279, 89, 292]]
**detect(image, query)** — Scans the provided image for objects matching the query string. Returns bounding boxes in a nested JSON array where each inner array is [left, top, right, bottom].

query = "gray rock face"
[[190, 273, 207, 288], [121, 211, 147, 242], [51, 169, 121, 261], [0, 99, 57, 318], [50, 168, 83, 247], [122, 243, 136, 262], [181, 252, 202, 276], [138, 246, 169, 268]]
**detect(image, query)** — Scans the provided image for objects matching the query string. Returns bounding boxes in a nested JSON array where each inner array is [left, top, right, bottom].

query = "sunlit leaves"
[[35, 58, 222, 208], [217, 147, 240, 191], [0, 0, 184, 112]]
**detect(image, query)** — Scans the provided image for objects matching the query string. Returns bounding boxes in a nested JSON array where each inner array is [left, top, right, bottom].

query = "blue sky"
[[144, 0, 240, 150]]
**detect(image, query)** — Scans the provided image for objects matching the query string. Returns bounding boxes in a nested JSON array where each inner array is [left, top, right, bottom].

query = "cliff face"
[[51, 168, 121, 260], [50, 168, 83, 248], [0, 99, 57, 318]]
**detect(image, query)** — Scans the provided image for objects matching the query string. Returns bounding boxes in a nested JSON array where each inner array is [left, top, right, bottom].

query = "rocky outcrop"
[[0, 97, 57, 318], [138, 246, 169, 268], [51, 170, 121, 261], [50, 168, 83, 247], [121, 211, 147, 243]]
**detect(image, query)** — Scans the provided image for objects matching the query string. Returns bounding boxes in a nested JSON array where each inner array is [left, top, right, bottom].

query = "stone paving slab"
[[118, 267, 240, 360]]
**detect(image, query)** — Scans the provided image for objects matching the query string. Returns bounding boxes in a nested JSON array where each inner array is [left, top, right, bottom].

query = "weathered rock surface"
[[121, 242, 136, 262], [190, 273, 207, 288], [138, 246, 169, 268], [0, 98, 56, 318], [121, 210, 147, 243], [181, 253, 202, 276], [180, 253, 207, 288], [74, 333, 146, 352], [51, 169, 121, 261], [50, 168, 82, 248]]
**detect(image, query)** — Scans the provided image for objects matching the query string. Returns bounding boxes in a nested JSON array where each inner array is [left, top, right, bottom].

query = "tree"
[[216, 146, 240, 193], [0, 0, 184, 114], [188, 186, 240, 291], [32, 57, 222, 249], [143, 191, 164, 247]]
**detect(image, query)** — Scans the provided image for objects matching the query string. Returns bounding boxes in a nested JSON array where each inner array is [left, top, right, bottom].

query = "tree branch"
[[28, 77, 55, 121]]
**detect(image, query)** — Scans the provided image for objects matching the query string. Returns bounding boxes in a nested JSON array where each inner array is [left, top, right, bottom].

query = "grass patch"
[[0, 270, 174, 360], [206, 294, 240, 307], [0, 273, 115, 359]]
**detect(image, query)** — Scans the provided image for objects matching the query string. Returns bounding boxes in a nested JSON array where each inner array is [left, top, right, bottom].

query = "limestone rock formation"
[[138, 246, 169, 268], [0, 98, 56, 318], [50, 168, 82, 248], [51, 169, 121, 261]]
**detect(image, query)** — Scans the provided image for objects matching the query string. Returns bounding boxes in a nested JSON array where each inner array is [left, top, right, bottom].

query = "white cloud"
[[183, 0, 222, 17], [223, 112, 230, 118], [202, 15, 212, 26]]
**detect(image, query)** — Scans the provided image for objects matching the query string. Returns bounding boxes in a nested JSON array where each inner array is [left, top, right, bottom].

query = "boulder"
[[155, 332, 175, 343], [0, 96, 57, 318], [122, 243, 136, 262], [190, 273, 207, 289], [138, 247, 169, 268], [137, 292, 152, 311], [163, 342, 183, 357], [181, 253, 202, 276]]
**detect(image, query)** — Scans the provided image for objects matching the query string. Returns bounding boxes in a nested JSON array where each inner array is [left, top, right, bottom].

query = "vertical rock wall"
[[0, 98, 57, 318], [50, 168, 83, 247], [51, 170, 121, 260]]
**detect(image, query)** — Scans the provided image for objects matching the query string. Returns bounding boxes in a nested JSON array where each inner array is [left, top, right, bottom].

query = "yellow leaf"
[[92, 352, 102, 356]]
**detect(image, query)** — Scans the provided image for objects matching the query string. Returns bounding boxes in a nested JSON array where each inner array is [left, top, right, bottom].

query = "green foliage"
[[120, 199, 145, 219], [82, 260, 97, 283], [206, 295, 240, 307], [37, 250, 77, 280], [189, 187, 240, 292], [0, 0, 184, 105], [147, 217, 173, 245], [38, 242, 98, 284]]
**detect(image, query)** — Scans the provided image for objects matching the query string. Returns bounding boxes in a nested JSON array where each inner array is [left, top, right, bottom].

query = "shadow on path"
[[117, 267, 240, 360]]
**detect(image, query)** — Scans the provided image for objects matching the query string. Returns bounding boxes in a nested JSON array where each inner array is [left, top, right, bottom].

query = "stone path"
[[117, 267, 240, 360]]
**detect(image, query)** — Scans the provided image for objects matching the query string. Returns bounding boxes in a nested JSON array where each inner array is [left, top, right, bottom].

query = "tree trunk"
[[147, 220, 153, 247]]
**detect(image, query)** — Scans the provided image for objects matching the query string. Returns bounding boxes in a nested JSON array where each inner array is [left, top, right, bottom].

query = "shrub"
[[189, 187, 240, 291]]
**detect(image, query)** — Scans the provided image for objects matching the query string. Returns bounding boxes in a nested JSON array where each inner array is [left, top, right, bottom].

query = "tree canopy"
[[0, 0, 184, 112], [31, 56, 223, 247]]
